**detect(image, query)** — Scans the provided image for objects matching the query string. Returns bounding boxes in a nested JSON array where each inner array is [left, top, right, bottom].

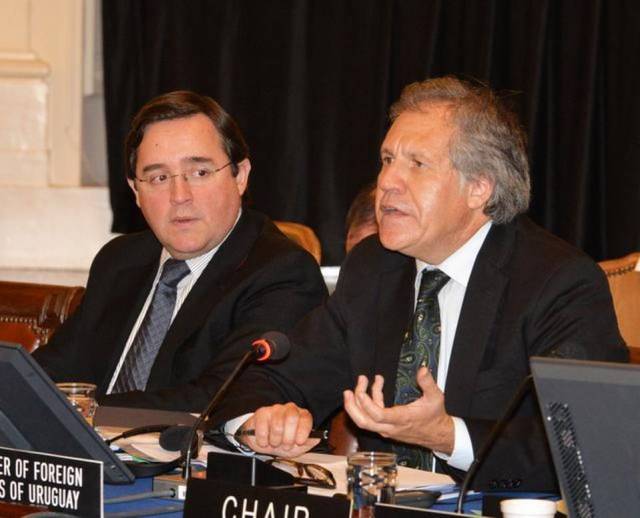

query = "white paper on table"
[[125, 438, 235, 464], [98, 426, 237, 465]]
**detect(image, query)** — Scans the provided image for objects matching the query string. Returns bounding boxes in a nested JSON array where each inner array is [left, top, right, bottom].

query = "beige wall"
[[0, 0, 115, 272]]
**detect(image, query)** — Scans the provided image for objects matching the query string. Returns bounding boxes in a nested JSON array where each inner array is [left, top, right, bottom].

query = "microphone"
[[180, 331, 291, 480], [251, 333, 290, 362], [158, 424, 192, 451]]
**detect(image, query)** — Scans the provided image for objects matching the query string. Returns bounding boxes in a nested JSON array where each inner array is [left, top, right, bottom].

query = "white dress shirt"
[[106, 210, 242, 393], [419, 220, 492, 471]]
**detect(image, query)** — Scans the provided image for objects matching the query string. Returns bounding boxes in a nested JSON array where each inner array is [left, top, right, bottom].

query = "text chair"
[[0, 280, 85, 352], [274, 221, 322, 264], [599, 252, 640, 363]]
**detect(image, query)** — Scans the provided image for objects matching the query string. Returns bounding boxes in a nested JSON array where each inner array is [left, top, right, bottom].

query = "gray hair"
[[390, 76, 530, 224]]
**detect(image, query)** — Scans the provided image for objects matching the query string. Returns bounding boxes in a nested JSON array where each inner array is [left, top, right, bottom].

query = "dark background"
[[103, 0, 640, 265]]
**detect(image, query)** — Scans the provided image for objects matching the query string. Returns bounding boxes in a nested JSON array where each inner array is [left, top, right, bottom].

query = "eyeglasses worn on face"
[[265, 458, 337, 489], [135, 161, 233, 190]]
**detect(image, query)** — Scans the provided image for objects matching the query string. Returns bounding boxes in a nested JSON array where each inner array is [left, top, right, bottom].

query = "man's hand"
[[343, 367, 455, 454], [238, 402, 320, 457]]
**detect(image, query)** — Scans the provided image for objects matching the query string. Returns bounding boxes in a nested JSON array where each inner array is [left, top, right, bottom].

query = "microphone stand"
[[182, 348, 258, 479], [153, 332, 288, 500], [455, 375, 533, 514]]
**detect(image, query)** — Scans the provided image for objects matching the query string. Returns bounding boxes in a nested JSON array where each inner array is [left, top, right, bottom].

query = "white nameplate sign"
[[0, 445, 102, 517]]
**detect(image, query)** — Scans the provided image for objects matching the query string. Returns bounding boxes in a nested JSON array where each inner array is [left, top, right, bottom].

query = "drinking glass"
[[56, 382, 98, 426], [347, 451, 397, 517]]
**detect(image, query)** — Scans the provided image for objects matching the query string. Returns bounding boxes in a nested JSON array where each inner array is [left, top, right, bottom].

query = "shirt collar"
[[159, 207, 243, 273], [416, 220, 492, 288]]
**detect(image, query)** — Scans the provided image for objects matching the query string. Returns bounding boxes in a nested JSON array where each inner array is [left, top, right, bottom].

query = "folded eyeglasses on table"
[[265, 458, 337, 489]]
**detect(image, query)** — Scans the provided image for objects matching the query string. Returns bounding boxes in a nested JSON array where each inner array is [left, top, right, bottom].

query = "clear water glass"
[[347, 451, 397, 517], [56, 382, 97, 426]]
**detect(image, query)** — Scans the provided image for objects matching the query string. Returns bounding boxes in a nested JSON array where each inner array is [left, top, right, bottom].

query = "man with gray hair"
[[212, 77, 627, 490]]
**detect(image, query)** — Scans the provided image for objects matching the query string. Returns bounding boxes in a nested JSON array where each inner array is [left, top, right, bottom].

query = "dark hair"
[[124, 90, 249, 179], [390, 76, 530, 224], [346, 181, 376, 231]]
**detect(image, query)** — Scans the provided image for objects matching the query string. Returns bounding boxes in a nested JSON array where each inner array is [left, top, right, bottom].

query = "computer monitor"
[[531, 356, 640, 518], [0, 342, 134, 485]]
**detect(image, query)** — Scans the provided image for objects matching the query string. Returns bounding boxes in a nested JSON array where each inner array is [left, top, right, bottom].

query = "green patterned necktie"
[[393, 268, 450, 470]]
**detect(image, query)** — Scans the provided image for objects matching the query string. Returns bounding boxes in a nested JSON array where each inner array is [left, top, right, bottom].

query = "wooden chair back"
[[274, 221, 322, 264], [599, 252, 640, 363], [0, 280, 85, 352], [328, 409, 359, 456]]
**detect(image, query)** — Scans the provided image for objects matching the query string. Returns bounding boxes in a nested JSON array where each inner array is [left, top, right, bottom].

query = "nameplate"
[[0, 446, 102, 517], [184, 478, 351, 517], [376, 502, 485, 517]]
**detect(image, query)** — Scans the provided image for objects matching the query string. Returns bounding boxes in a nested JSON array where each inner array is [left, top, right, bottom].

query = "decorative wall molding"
[[0, 53, 49, 78]]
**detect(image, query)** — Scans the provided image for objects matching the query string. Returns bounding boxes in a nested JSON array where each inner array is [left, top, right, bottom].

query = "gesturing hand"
[[343, 367, 455, 454], [238, 402, 320, 458]]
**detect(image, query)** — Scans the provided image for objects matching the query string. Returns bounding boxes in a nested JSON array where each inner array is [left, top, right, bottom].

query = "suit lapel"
[[98, 256, 159, 391], [148, 210, 262, 385], [444, 223, 514, 415], [372, 259, 416, 407]]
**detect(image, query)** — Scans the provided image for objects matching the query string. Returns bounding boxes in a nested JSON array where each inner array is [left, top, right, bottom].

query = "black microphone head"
[[251, 331, 291, 362], [159, 424, 191, 452]]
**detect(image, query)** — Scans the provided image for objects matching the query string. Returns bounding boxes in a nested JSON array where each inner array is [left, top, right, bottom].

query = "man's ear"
[[234, 158, 251, 196], [467, 173, 494, 210], [127, 178, 141, 208]]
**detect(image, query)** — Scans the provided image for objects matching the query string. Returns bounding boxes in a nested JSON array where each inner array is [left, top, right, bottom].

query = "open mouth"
[[171, 216, 197, 225], [380, 205, 406, 217]]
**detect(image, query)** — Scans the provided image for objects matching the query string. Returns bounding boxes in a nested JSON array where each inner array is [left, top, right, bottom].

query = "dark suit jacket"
[[33, 209, 327, 412], [211, 217, 627, 490]]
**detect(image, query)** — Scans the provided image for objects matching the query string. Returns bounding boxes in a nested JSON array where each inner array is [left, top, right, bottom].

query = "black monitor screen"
[[531, 357, 640, 518], [0, 342, 134, 485]]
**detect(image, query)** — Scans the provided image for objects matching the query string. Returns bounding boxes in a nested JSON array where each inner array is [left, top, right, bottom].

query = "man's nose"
[[169, 174, 193, 203], [377, 162, 403, 192]]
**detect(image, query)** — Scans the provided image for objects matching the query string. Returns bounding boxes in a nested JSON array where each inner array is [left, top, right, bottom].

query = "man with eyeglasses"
[[33, 91, 327, 412]]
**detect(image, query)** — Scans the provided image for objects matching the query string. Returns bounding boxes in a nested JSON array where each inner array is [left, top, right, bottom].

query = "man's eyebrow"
[[140, 156, 215, 174], [182, 156, 215, 165], [140, 163, 167, 174], [407, 150, 431, 162]]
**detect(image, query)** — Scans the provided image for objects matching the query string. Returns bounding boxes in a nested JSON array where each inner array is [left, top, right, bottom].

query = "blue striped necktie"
[[113, 259, 190, 392]]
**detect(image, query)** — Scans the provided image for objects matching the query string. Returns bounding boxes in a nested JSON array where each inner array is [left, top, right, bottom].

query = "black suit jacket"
[[211, 217, 627, 490], [33, 209, 327, 412]]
